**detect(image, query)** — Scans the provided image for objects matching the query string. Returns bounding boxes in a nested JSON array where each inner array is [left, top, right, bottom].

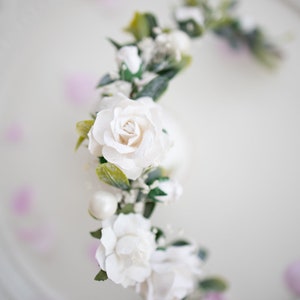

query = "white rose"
[[88, 93, 171, 180], [116, 46, 142, 74], [175, 6, 204, 26], [137, 245, 202, 300], [155, 30, 191, 62], [95, 213, 156, 288], [156, 179, 183, 204]]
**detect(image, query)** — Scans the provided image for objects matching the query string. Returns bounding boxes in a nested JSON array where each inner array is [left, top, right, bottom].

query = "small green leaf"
[[124, 12, 151, 41], [97, 73, 116, 88], [120, 64, 142, 82], [177, 19, 204, 38], [143, 201, 156, 218], [76, 120, 94, 138], [94, 270, 108, 281], [75, 136, 85, 151], [199, 277, 228, 292], [151, 227, 165, 242], [148, 187, 167, 202], [119, 203, 135, 214], [144, 13, 159, 38], [107, 38, 122, 50], [90, 229, 102, 239], [198, 248, 209, 261], [171, 240, 190, 247], [96, 163, 130, 190], [135, 76, 169, 101], [99, 156, 108, 164]]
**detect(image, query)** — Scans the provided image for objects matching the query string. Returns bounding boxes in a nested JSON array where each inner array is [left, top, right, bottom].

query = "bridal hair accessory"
[[75, 0, 281, 299]]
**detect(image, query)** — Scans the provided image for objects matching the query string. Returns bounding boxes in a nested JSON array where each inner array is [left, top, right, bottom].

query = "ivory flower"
[[88, 94, 171, 179], [137, 245, 202, 300], [95, 213, 156, 287], [116, 46, 142, 74], [156, 179, 183, 204]]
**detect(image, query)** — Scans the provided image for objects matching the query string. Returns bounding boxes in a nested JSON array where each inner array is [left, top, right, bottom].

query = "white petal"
[[101, 227, 117, 255]]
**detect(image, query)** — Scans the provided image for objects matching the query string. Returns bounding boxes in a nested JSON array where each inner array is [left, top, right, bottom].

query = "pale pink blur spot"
[[4, 123, 24, 143], [213, 38, 248, 61], [11, 186, 33, 215], [88, 240, 99, 264], [204, 292, 227, 300], [284, 260, 300, 296], [17, 223, 56, 254], [64, 73, 98, 106]]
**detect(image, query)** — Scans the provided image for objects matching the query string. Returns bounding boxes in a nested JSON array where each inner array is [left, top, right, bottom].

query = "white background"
[[0, 0, 300, 299]]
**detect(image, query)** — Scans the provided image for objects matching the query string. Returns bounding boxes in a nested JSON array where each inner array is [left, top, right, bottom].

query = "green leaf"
[[107, 37, 122, 50], [143, 201, 156, 218], [124, 12, 151, 41], [118, 203, 135, 214], [96, 163, 130, 190], [145, 168, 164, 185], [75, 136, 85, 151], [97, 73, 116, 88], [94, 270, 108, 281], [76, 120, 94, 138], [144, 13, 159, 38], [135, 76, 169, 101], [148, 187, 167, 202], [120, 64, 142, 82], [99, 156, 108, 164], [90, 229, 102, 239], [199, 277, 228, 292], [177, 19, 204, 38], [157, 55, 192, 79], [198, 247, 209, 261], [75, 120, 94, 151], [151, 227, 165, 242], [171, 239, 190, 247]]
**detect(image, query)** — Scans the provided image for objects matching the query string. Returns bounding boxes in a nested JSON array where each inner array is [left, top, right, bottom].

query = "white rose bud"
[[116, 46, 142, 74], [156, 179, 183, 204], [89, 191, 119, 220]]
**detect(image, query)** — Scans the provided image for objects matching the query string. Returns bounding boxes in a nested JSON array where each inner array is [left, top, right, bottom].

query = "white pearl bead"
[[89, 191, 118, 220]]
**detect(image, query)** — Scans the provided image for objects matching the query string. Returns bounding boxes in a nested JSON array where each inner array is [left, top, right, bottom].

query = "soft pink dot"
[[88, 240, 99, 264], [64, 73, 97, 106], [4, 123, 24, 143], [17, 223, 56, 254], [11, 186, 33, 215], [284, 260, 300, 296], [204, 292, 227, 300]]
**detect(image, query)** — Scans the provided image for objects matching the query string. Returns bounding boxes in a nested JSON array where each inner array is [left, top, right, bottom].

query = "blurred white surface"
[[0, 0, 300, 299]]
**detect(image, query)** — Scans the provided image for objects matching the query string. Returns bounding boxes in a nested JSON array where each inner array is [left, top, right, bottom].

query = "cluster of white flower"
[[76, 0, 280, 298]]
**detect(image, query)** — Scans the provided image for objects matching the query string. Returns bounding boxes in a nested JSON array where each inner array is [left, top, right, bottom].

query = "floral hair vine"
[[75, 0, 281, 299]]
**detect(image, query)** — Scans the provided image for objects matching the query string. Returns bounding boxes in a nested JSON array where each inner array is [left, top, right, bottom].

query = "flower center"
[[118, 119, 142, 147]]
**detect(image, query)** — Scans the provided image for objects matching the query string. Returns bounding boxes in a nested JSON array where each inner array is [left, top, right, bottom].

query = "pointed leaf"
[[97, 73, 116, 88], [118, 203, 135, 214], [135, 76, 169, 101], [76, 120, 94, 138], [171, 240, 190, 247], [94, 270, 108, 281], [199, 277, 228, 292], [96, 163, 130, 190], [143, 201, 156, 218], [124, 12, 150, 41], [90, 229, 102, 239], [75, 136, 86, 151]]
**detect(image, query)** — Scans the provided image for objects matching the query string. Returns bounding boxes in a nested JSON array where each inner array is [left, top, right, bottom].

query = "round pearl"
[[89, 191, 118, 220]]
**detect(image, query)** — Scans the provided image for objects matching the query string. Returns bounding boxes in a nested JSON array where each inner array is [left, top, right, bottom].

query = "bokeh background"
[[0, 0, 300, 299]]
